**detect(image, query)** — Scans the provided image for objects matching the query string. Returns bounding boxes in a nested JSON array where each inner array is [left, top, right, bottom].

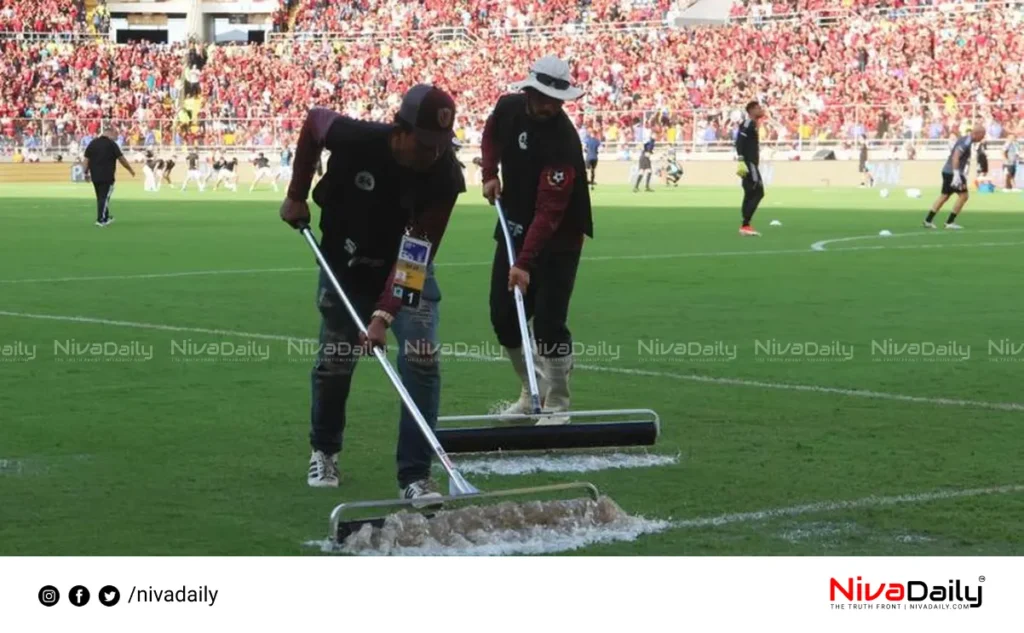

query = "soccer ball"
[[879, 188, 890, 198]]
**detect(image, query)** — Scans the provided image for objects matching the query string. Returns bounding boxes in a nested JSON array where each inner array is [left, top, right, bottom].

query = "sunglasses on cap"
[[534, 72, 572, 91]]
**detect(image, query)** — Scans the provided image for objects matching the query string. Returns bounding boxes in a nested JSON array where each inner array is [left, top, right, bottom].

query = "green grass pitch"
[[1, 179, 1023, 555]]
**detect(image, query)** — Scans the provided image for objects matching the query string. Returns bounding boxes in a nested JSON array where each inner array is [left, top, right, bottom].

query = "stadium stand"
[[0, 0, 85, 33], [288, 0, 675, 34], [1, 0, 1022, 158]]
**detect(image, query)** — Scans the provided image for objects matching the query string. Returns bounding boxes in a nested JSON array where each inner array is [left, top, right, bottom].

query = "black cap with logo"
[[397, 84, 457, 148]]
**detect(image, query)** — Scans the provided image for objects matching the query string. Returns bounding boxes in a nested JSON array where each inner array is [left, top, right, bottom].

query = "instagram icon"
[[38, 586, 60, 607]]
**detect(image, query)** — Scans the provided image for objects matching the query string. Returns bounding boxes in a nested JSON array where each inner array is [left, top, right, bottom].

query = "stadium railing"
[[2, 106, 1019, 160], [0, 31, 92, 42], [477, 20, 671, 40], [268, 18, 672, 43]]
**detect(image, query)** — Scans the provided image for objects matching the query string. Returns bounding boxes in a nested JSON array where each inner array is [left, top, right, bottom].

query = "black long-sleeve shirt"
[[735, 119, 759, 167]]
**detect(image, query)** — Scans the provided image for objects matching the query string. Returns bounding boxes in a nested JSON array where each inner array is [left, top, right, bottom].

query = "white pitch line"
[[0, 267, 309, 284], [671, 484, 1024, 529], [811, 227, 1024, 251], [1, 310, 1022, 414], [0, 311, 312, 343], [575, 362, 1024, 412], [3, 238, 1024, 285]]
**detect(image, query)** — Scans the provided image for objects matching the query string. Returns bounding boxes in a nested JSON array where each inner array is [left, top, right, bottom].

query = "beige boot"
[[499, 346, 547, 421], [537, 354, 573, 425]]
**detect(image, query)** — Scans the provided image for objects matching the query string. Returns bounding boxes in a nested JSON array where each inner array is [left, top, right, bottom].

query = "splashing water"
[[311, 496, 670, 556]]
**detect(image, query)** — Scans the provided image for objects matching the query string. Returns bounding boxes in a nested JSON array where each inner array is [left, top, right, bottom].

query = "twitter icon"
[[99, 585, 120, 607]]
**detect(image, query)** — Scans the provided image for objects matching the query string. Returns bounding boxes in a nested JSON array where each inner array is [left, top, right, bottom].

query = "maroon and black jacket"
[[288, 108, 464, 317], [481, 94, 593, 271]]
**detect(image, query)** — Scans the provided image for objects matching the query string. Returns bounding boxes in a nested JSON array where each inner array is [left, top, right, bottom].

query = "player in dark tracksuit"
[[481, 55, 594, 424], [279, 85, 464, 505], [207, 155, 224, 189], [83, 128, 136, 226], [735, 100, 766, 236], [633, 138, 654, 192], [223, 157, 239, 191], [162, 156, 175, 185], [924, 123, 985, 229]]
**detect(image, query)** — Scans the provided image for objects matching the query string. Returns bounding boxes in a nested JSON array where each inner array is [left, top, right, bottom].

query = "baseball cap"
[[397, 84, 456, 148]]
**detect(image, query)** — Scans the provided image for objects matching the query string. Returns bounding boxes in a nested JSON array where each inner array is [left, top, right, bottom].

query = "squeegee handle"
[[494, 199, 543, 413], [297, 226, 463, 479]]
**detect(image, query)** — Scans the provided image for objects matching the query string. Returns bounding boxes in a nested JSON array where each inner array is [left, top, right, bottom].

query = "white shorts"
[[255, 168, 272, 180]]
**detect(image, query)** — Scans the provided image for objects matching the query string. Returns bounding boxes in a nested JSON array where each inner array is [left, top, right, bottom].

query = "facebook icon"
[[69, 585, 91, 606]]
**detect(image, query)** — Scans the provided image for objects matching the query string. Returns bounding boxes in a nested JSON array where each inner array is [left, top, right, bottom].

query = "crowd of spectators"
[[728, 0, 986, 21], [1, 39, 193, 152], [3, 3, 1023, 155], [0, 0, 84, 33], [288, 0, 674, 35]]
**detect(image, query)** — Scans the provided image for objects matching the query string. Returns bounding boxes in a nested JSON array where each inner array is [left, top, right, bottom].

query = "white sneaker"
[[945, 222, 963, 230], [922, 221, 936, 229], [400, 479, 443, 509], [307, 450, 339, 488], [95, 221, 106, 227]]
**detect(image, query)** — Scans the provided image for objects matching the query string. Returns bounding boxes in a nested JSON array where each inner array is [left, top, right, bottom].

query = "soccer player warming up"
[[735, 101, 766, 236], [924, 123, 985, 230]]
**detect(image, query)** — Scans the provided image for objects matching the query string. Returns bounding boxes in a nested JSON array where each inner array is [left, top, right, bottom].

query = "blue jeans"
[[308, 266, 441, 488], [391, 266, 441, 488]]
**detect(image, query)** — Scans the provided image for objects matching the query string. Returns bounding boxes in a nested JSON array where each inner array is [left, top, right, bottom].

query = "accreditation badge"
[[393, 235, 432, 307]]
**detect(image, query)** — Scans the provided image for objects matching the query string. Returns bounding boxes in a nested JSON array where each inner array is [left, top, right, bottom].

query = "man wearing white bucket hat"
[[480, 55, 594, 421]]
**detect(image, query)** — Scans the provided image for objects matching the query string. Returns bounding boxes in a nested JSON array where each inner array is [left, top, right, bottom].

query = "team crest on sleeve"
[[518, 131, 528, 150], [354, 171, 375, 191], [547, 169, 566, 187], [437, 108, 453, 128]]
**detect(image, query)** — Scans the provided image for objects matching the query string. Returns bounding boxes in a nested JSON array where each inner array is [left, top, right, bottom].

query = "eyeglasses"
[[534, 72, 571, 91]]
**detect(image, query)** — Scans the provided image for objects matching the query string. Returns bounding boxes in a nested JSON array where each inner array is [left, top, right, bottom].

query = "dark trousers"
[[309, 268, 442, 487], [741, 165, 765, 225], [93, 181, 114, 223], [309, 270, 375, 458], [490, 243, 581, 358]]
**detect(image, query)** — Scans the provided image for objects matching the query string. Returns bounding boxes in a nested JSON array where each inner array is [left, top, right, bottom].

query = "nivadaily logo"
[[830, 576, 983, 609]]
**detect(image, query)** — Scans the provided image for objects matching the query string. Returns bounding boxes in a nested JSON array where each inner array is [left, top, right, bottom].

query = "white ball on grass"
[[879, 188, 890, 198], [879, 230, 893, 237]]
